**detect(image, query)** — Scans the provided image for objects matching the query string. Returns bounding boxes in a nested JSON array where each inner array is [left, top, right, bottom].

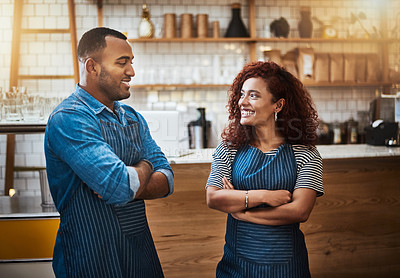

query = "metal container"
[[189, 125, 204, 149]]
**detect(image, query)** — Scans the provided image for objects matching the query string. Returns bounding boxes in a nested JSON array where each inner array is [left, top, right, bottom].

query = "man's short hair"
[[77, 27, 127, 62]]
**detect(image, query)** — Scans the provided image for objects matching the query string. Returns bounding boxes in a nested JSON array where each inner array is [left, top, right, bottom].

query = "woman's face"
[[238, 77, 278, 129]]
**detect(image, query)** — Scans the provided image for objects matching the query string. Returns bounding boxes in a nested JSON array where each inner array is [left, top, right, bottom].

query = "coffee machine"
[[367, 95, 399, 145], [369, 96, 396, 123]]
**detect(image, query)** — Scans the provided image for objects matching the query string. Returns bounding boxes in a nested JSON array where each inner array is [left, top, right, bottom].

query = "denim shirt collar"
[[74, 84, 130, 125]]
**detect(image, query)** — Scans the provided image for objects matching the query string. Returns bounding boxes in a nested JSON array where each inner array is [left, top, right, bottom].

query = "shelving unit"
[[96, 0, 397, 90], [129, 38, 397, 89], [120, 0, 396, 90], [128, 37, 394, 89], [9, 0, 79, 87], [5, 0, 79, 196]]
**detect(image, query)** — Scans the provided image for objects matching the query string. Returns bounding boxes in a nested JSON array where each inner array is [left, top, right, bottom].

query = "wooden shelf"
[[128, 37, 252, 43], [128, 37, 400, 44], [132, 84, 230, 89], [255, 38, 400, 43], [18, 75, 74, 80], [132, 82, 391, 89], [302, 81, 392, 87], [21, 29, 70, 34]]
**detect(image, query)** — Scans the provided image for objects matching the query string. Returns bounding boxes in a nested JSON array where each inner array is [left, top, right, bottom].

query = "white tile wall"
[[0, 0, 399, 195]]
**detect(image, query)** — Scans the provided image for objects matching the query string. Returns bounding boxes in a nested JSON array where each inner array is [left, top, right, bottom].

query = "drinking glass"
[[4, 99, 22, 121], [12, 86, 26, 94], [0, 87, 3, 121], [21, 103, 42, 122]]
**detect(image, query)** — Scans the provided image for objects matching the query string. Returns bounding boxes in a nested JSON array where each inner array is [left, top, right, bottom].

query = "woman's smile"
[[241, 109, 255, 118]]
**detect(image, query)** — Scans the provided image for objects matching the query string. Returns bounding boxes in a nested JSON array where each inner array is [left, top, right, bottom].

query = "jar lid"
[[300, 6, 311, 13], [232, 3, 241, 9]]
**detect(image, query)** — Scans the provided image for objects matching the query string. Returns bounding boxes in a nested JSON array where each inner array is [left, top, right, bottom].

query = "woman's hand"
[[231, 188, 317, 226], [265, 190, 292, 207], [231, 211, 245, 221], [222, 177, 235, 190], [222, 176, 291, 207]]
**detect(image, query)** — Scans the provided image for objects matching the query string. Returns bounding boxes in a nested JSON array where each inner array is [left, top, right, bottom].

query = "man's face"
[[97, 36, 135, 102]]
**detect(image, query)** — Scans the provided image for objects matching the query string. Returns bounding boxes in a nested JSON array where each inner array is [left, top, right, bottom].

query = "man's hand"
[[133, 160, 154, 197], [94, 191, 102, 199]]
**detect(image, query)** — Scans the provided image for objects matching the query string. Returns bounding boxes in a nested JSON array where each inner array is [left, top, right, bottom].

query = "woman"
[[206, 61, 323, 277]]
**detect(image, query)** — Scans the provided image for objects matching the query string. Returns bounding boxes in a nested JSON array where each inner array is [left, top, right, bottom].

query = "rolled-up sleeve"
[[157, 168, 174, 197], [47, 109, 134, 205], [127, 167, 140, 199], [135, 111, 174, 197]]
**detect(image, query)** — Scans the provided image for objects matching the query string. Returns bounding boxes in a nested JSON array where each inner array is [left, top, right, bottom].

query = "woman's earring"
[[274, 112, 278, 121]]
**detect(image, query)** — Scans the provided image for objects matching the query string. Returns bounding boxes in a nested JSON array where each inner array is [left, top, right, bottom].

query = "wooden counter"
[[1, 145, 398, 277], [146, 156, 400, 278], [146, 163, 225, 278], [305, 156, 400, 277]]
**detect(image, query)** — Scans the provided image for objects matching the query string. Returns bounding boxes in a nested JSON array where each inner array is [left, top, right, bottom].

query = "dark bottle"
[[225, 3, 249, 38], [188, 107, 211, 149], [298, 6, 313, 38], [345, 118, 358, 144]]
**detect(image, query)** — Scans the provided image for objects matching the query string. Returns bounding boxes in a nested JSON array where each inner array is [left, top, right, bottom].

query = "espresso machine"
[[366, 96, 400, 146]]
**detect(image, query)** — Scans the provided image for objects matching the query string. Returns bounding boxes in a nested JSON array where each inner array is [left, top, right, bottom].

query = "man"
[[44, 27, 174, 277]]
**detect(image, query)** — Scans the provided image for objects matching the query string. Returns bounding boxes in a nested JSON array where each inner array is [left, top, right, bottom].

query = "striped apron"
[[216, 144, 311, 278], [57, 117, 164, 277]]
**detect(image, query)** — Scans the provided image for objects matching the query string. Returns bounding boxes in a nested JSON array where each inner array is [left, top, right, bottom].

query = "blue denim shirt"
[[44, 84, 174, 213]]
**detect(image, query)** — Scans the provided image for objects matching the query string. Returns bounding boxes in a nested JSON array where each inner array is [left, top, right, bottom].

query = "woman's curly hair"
[[221, 61, 319, 148]]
